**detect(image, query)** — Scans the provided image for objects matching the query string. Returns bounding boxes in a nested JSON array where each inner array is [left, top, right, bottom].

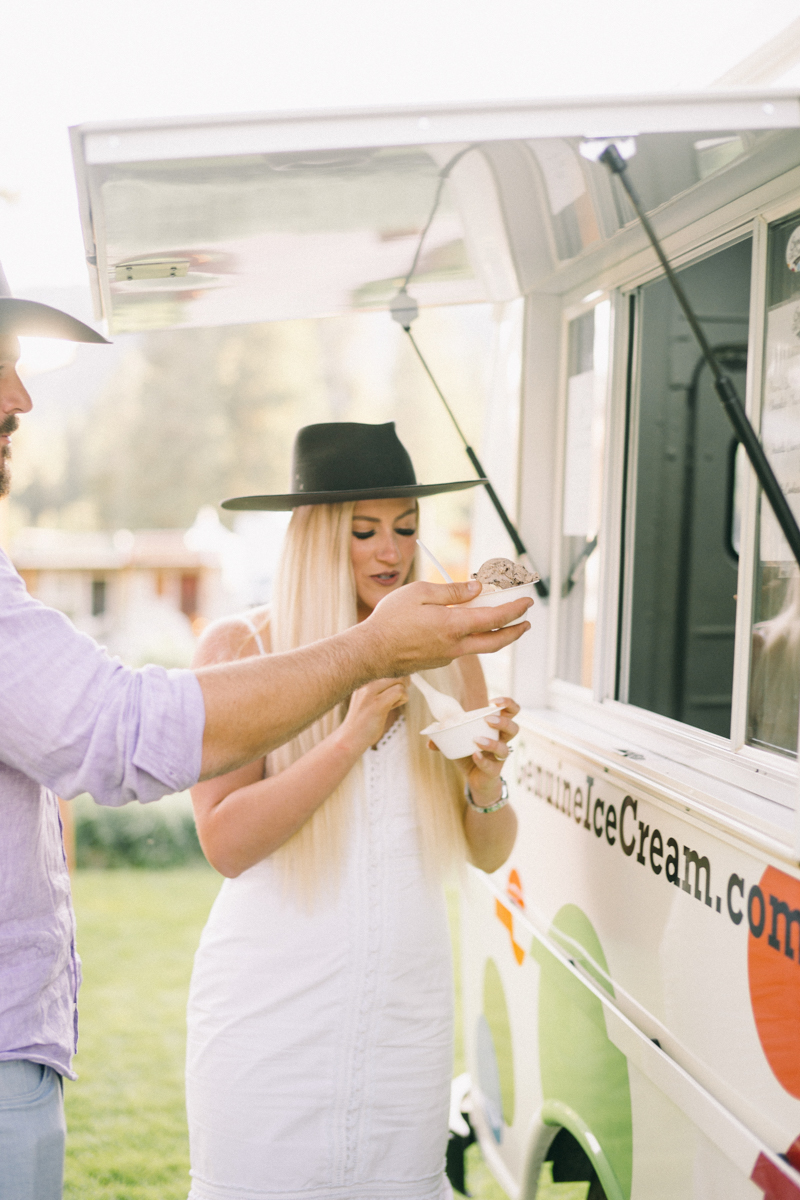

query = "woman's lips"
[[371, 571, 400, 587]]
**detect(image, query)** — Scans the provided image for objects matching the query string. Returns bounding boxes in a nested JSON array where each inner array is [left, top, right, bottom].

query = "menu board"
[[562, 369, 595, 537], [761, 296, 800, 562]]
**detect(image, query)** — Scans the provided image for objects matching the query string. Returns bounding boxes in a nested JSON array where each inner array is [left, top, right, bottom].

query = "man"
[[0, 285, 532, 1198]]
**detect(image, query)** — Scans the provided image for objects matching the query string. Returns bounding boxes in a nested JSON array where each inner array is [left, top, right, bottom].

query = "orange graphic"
[[748, 866, 800, 1098], [495, 899, 525, 965], [507, 868, 525, 910]]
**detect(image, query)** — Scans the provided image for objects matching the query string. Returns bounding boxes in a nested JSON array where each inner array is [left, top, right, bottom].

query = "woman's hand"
[[337, 677, 410, 757], [458, 696, 520, 806]]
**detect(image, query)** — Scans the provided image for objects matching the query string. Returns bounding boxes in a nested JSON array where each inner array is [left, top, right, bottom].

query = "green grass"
[[72, 792, 205, 870], [65, 869, 576, 1199], [64, 868, 222, 1199]]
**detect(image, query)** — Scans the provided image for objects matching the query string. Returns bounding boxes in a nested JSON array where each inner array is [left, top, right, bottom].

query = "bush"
[[73, 791, 207, 869]]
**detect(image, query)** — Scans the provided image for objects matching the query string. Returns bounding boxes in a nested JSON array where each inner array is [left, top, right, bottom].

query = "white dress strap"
[[239, 613, 267, 657]]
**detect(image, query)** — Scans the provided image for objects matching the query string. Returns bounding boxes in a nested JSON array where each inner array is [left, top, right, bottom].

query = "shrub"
[[73, 791, 207, 869]]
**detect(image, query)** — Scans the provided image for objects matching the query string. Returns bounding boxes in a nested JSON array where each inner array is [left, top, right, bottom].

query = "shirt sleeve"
[[0, 550, 206, 805]]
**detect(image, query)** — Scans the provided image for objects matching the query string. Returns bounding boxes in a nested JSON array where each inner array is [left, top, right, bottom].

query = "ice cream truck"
[[71, 89, 800, 1198]]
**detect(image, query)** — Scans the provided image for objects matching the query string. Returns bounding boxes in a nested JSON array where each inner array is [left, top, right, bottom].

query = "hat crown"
[[292, 422, 416, 495], [220, 421, 484, 510]]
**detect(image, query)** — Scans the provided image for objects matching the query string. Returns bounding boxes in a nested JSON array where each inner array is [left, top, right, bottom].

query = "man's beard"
[[0, 415, 18, 499]]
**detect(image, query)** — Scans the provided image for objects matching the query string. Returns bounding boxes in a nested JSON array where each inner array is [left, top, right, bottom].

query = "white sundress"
[[185, 712, 455, 1200]]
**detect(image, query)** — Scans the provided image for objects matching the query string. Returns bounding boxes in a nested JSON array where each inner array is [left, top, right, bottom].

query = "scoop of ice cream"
[[474, 558, 516, 589], [473, 557, 536, 590], [510, 562, 536, 585]]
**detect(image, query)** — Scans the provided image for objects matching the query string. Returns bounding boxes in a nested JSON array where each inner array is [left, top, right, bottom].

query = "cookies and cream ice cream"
[[472, 557, 536, 593]]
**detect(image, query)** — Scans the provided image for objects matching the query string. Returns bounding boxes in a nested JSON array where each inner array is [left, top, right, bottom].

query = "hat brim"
[[221, 478, 486, 511], [0, 298, 109, 343]]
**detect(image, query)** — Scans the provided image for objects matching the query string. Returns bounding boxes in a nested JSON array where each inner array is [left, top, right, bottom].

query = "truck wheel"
[[545, 1127, 608, 1200]]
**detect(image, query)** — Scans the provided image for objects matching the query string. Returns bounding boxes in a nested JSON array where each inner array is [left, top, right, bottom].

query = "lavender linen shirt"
[[0, 547, 205, 1078]]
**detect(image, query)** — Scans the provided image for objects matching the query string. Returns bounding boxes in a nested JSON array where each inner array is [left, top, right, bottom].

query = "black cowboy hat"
[[221, 422, 484, 511], [0, 263, 109, 343]]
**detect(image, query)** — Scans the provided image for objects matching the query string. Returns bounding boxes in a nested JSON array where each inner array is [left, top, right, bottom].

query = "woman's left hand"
[[459, 696, 519, 805]]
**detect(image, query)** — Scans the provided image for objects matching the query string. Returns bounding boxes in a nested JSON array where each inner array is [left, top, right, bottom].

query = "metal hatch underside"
[[70, 91, 800, 334]]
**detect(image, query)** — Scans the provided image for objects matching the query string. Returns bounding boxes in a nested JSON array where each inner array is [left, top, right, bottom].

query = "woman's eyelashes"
[[351, 526, 417, 541]]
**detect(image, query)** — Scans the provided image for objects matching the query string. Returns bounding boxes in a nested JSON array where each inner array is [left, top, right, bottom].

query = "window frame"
[[546, 175, 800, 823], [547, 291, 615, 700]]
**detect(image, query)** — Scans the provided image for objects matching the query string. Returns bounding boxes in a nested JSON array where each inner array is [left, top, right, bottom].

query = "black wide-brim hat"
[[0, 263, 109, 343], [221, 422, 485, 511]]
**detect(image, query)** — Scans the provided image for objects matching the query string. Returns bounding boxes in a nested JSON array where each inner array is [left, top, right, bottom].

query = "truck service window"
[[747, 210, 800, 757], [623, 239, 751, 736], [558, 300, 610, 688]]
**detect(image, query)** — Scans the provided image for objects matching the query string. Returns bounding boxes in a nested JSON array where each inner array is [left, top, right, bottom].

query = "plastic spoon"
[[410, 674, 465, 724], [416, 539, 454, 584]]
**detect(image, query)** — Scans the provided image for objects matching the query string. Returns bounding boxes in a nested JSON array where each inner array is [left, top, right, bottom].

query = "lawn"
[[64, 868, 509, 1200], [64, 869, 221, 1199]]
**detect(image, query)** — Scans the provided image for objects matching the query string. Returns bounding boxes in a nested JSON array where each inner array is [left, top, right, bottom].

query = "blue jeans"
[[0, 1059, 65, 1200]]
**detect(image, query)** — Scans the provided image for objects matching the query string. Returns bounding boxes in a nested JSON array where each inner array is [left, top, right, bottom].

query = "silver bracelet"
[[465, 777, 509, 814]]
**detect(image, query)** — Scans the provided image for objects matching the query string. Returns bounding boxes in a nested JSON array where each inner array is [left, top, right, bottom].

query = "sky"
[[1, 0, 799, 293]]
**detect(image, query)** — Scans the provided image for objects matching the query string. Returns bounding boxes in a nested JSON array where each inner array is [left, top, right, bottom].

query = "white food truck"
[[71, 90, 800, 1199]]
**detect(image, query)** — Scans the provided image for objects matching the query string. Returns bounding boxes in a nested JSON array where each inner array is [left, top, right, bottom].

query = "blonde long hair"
[[267, 501, 468, 900]]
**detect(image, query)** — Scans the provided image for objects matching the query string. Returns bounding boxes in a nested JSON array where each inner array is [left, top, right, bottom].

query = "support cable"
[[391, 145, 549, 598], [401, 144, 476, 290], [562, 535, 598, 598]]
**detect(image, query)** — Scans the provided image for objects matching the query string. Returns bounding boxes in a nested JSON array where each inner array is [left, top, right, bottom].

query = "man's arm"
[[197, 579, 532, 778], [0, 547, 530, 801]]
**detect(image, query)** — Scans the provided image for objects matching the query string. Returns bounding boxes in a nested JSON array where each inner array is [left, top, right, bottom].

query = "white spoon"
[[410, 673, 465, 724], [416, 539, 454, 584]]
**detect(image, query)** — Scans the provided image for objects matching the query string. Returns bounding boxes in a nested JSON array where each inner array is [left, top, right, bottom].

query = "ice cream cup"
[[462, 581, 535, 627], [421, 703, 502, 760]]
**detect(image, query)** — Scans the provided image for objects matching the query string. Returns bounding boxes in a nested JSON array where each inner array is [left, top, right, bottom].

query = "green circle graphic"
[[478, 957, 515, 1132]]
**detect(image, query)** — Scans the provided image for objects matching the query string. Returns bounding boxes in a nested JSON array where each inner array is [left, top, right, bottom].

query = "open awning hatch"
[[70, 89, 800, 334]]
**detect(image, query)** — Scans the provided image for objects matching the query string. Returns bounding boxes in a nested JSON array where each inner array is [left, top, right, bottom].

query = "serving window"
[[584, 213, 800, 774], [619, 239, 751, 738]]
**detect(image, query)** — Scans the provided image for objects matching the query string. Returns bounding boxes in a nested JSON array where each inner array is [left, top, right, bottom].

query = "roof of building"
[[11, 526, 221, 572]]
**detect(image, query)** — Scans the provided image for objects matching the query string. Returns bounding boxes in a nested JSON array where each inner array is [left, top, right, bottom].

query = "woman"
[[186, 422, 520, 1200]]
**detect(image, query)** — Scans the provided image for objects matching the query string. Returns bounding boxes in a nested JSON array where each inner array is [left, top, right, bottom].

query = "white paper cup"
[[421, 703, 501, 760], [462, 581, 535, 627]]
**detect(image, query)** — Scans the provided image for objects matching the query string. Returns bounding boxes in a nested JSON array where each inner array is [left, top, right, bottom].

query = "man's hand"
[[358, 579, 532, 677], [197, 581, 531, 780]]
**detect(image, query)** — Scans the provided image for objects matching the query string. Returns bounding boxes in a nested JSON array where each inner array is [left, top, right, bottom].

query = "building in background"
[[12, 520, 219, 667], [11, 505, 291, 666]]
